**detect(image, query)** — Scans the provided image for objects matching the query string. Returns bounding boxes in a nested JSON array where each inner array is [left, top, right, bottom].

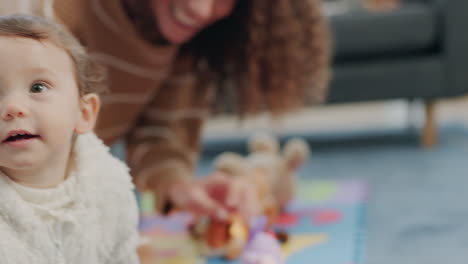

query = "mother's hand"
[[168, 172, 260, 221]]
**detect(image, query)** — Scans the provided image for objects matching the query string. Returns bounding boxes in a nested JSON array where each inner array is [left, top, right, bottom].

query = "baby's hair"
[[0, 14, 106, 96]]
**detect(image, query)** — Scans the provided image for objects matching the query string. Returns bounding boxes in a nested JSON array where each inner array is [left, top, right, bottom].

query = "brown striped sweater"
[[45, 0, 214, 210]]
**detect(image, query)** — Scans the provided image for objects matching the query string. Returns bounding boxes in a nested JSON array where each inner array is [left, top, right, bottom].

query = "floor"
[[202, 97, 468, 264]]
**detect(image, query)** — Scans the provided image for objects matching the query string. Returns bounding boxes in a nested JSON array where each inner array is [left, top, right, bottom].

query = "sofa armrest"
[[436, 0, 468, 97]]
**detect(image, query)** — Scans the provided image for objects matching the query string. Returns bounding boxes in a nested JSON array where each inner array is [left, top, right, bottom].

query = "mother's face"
[[151, 0, 238, 44]]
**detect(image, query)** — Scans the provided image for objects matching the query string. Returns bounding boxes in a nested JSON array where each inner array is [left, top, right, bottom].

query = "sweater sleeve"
[[126, 64, 214, 212]]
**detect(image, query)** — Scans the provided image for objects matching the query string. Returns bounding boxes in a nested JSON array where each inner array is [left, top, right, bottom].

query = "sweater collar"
[[0, 133, 124, 231]]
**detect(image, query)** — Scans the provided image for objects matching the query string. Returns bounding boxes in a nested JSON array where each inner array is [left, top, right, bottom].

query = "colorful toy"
[[189, 133, 310, 261], [190, 212, 286, 263], [190, 214, 250, 260], [214, 133, 310, 215], [241, 232, 285, 264], [138, 179, 368, 264]]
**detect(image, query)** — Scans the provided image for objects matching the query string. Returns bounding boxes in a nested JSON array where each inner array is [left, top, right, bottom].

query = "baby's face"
[[0, 37, 82, 172]]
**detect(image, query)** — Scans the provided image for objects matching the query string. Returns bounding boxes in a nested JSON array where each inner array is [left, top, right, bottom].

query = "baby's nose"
[[1, 103, 27, 121]]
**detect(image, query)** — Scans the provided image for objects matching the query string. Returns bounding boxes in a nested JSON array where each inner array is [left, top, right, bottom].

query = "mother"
[[44, 0, 331, 219]]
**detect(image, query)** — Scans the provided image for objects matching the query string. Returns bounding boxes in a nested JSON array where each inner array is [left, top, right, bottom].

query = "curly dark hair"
[[188, 0, 331, 115], [125, 0, 331, 115]]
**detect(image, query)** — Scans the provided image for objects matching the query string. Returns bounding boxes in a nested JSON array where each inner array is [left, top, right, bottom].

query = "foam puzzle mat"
[[138, 179, 367, 264]]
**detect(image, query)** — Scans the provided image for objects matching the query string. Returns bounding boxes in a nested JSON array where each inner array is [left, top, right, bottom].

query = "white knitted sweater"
[[0, 133, 139, 264]]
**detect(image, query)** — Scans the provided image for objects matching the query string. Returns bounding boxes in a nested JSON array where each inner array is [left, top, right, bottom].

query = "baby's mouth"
[[3, 132, 40, 143]]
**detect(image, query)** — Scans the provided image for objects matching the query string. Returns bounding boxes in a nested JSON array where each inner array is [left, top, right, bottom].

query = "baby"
[[0, 15, 139, 263]]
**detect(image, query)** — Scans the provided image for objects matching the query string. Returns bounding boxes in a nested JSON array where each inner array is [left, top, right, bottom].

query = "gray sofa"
[[326, 0, 468, 146]]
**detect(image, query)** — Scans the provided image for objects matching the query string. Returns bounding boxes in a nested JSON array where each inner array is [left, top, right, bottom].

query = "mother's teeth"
[[173, 5, 198, 27]]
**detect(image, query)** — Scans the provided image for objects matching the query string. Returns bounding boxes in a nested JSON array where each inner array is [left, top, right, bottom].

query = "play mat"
[[138, 179, 367, 264]]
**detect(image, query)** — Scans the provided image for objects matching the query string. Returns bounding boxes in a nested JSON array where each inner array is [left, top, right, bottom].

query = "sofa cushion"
[[330, 2, 439, 61], [327, 56, 444, 103]]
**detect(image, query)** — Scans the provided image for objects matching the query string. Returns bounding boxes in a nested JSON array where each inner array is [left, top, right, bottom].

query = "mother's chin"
[[150, 0, 238, 45]]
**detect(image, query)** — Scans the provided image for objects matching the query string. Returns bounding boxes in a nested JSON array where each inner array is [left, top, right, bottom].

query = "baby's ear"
[[75, 93, 100, 134]]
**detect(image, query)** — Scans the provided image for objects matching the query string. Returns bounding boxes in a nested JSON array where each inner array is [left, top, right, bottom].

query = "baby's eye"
[[30, 83, 49, 93]]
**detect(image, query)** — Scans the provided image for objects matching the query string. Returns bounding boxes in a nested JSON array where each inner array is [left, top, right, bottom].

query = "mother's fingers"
[[200, 174, 262, 221], [165, 179, 227, 218], [238, 180, 261, 220], [225, 177, 261, 221], [201, 173, 233, 203], [226, 178, 243, 208], [187, 188, 226, 217]]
